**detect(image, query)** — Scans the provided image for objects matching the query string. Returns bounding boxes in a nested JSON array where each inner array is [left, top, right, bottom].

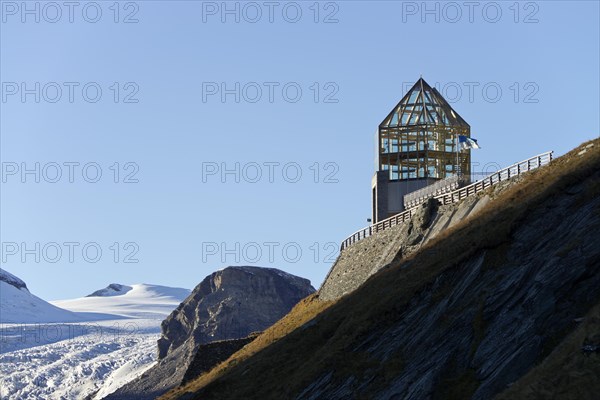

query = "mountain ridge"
[[86, 283, 134, 297], [0, 268, 82, 324], [0, 269, 28, 291], [52, 283, 191, 320]]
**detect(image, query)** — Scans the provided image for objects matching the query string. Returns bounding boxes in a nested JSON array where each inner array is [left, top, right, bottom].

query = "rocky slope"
[[104, 266, 315, 399], [86, 283, 133, 297], [181, 334, 260, 385], [163, 139, 600, 400]]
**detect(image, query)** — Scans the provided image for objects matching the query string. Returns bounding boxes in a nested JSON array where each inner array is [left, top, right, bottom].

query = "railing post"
[[340, 150, 554, 251]]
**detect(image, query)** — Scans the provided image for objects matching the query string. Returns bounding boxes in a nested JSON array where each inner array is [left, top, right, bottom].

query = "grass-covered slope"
[[163, 139, 600, 400]]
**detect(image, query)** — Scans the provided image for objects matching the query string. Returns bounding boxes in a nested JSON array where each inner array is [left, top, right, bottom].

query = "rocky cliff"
[[162, 139, 600, 400], [104, 266, 314, 399], [181, 334, 260, 385], [0, 269, 28, 291]]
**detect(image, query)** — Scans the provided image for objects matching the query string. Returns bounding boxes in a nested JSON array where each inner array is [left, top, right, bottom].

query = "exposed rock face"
[[181, 333, 260, 385], [86, 283, 133, 297], [157, 266, 315, 359], [0, 269, 28, 291], [319, 178, 521, 301], [104, 266, 314, 399]]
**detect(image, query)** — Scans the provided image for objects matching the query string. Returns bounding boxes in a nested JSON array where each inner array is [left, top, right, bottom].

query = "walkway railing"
[[340, 151, 553, 251], [403, 175, 466, 209]]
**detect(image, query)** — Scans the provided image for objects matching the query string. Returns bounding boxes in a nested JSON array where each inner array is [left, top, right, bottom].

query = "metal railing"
[[403, 175, 466, 209], [340, 151, 553, 251]]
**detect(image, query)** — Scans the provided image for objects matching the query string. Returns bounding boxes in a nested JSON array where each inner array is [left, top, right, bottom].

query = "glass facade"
[[378, 78, 471, 181]]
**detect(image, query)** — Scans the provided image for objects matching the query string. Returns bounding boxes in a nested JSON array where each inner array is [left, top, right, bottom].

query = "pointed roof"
[[380, 78, 469, 128]]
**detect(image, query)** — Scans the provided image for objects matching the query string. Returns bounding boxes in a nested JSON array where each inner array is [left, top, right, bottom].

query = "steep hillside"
[[164, 139, 600, 400], [320, 172, 525, 302], [495, 300, 600, 400]]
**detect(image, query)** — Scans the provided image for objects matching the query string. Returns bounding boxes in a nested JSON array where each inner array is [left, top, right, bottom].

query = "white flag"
[[459, 135, 481, 150]]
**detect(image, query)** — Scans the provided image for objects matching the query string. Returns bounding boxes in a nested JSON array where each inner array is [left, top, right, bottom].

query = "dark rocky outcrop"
[[165, 140, 600, 400], [104, 266, 314, 399], [182, 333, 260, 385], [86, 283, 133, 297], [0, 269, 28, 291]]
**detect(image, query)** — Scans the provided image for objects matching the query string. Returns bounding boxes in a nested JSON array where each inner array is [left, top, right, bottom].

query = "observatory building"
[[372, 78, 472, 223]]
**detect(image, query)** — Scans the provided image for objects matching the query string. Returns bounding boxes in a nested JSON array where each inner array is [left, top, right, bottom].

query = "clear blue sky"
[[1, 1, 599, 300]]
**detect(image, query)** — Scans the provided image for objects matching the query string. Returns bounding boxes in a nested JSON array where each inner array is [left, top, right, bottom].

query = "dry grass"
[[162, 139, 600, 400], [162, 294, 334, 399]]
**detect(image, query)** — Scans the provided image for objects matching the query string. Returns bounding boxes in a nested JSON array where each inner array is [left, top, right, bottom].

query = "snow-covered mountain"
[[0, 269, 28, 290], [52, 283, 190, 319], [0, 269, 81, 324], [0, 270, 191, 400], [86, 283, 133, 297]]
